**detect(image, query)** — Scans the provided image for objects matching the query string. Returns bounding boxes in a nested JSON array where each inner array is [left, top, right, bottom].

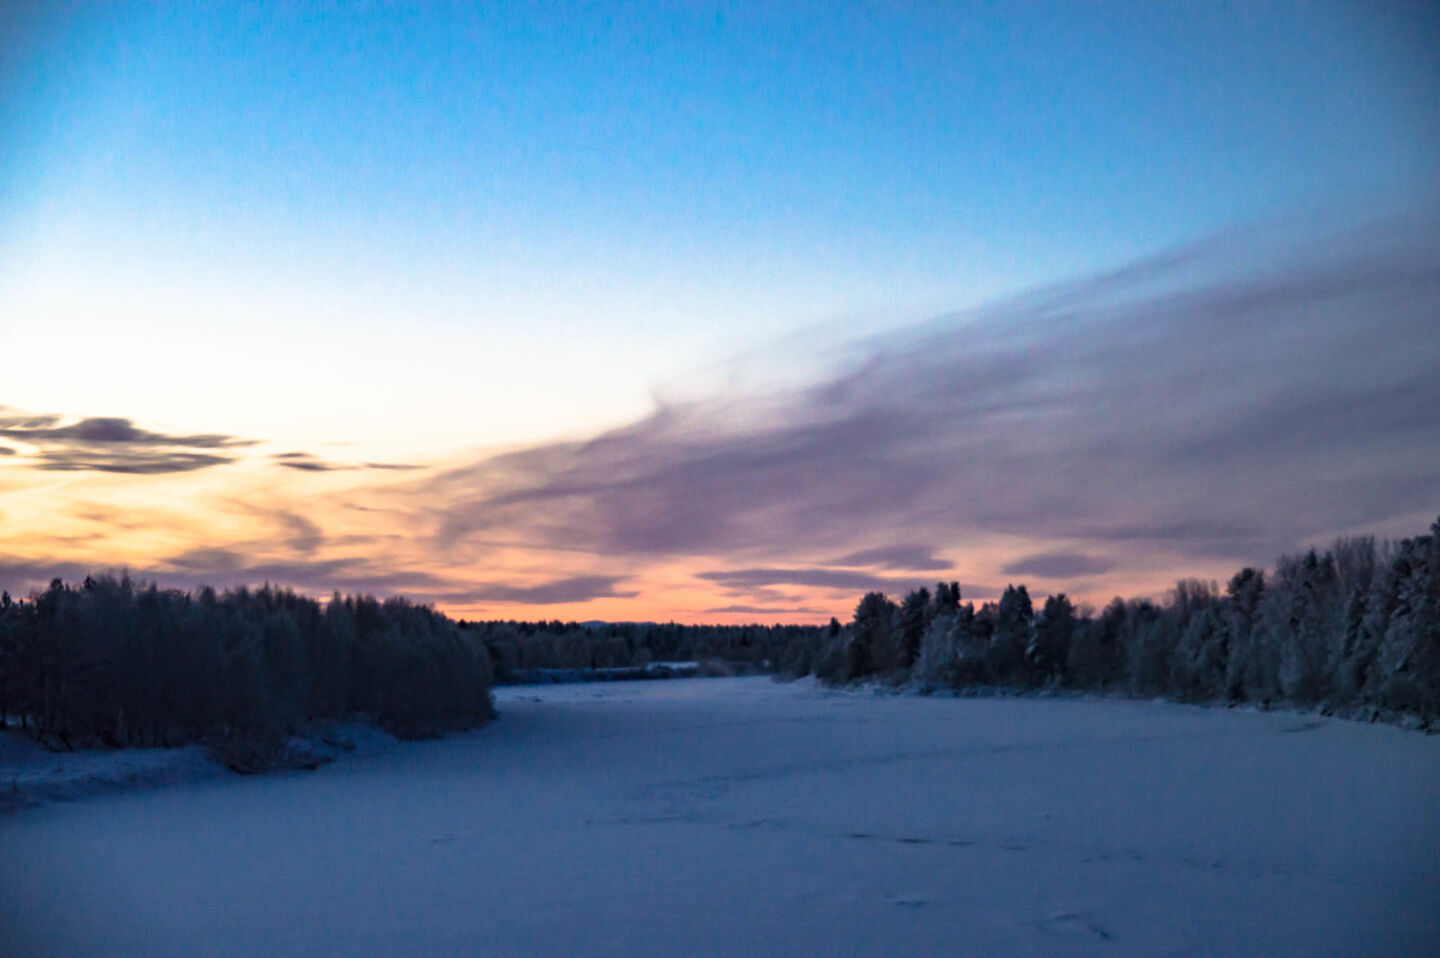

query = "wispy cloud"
[[270, 451, 421, 472], [424, 213, 1440, 587], [0, 410, 256, 474], [443, 575, 638, 606], [703, 604, 830, 617]]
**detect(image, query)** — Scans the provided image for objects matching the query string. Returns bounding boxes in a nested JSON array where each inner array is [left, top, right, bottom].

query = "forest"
[[1, 516, 1436, 769], [788, 518, 1440, 722], [0, 580, 496, 767]]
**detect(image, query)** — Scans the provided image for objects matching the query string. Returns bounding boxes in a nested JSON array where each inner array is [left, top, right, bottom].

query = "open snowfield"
[[2, 677, 1437, 957]]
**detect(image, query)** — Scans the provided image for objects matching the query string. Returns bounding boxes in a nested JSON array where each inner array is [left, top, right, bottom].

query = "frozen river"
[[3, 677, 1437, 956]]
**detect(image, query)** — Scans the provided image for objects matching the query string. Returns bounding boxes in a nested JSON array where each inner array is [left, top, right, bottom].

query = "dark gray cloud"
[[1001, 552, 1115, 579], [272, 451, 334, 472], [828, 544, 952, 571], [425, 213, 1440, 578], [0, 446, 15, 456], [0, 410, 256, 473], [278, 513, 324, 554], [41, 451, 235, 474], [163, 547, 251, 574], [271, 451, 420, 472], [445, 575, 638, 605]]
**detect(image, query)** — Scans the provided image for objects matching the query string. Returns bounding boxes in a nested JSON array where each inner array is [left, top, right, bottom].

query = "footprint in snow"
[[1039, 911, 1113, 941]]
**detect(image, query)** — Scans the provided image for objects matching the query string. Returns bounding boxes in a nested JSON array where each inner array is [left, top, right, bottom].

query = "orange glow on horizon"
[[0, 444, 1241, 626]]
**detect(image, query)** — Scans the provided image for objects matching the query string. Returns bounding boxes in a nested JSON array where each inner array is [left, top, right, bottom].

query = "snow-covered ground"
[[0, 727, 220, 812], [2, 677, 1437, 956], [0, 720, 402, 813]]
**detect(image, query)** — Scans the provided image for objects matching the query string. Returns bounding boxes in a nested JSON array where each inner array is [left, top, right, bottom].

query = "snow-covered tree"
[[1171, 606, 1231, 701], [1375, 521, 1440, 714], [913, 611, 960, 690]]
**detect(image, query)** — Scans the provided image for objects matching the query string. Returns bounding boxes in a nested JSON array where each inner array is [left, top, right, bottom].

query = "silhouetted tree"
[[1029, 594, 1076, 684], [989, 585, 1034, 684], [899, 587, 931, 669], [848, 592, 899, 678]]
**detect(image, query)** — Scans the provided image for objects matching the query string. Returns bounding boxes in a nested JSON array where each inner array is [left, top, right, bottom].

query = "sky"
[[1, 1, 1438, 622]]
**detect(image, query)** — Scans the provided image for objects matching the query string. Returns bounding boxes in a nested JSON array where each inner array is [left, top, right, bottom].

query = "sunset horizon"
[[3, 2, 1437, 624]]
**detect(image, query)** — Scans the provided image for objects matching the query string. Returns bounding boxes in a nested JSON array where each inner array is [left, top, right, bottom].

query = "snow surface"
[[2, 677, 1437, 956], [0, 721, 401, 813], [0, 728, 221, 812]]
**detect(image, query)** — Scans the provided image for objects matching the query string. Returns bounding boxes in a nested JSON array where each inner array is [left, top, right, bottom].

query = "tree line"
[[464, 618, 829, 680], [0, 576, 496, 766], [790, 518, 1440, 721]]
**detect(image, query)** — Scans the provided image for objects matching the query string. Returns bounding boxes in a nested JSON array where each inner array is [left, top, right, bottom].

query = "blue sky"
[[1, 2, 1437, 618], [7, 3, 1436, 332]]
